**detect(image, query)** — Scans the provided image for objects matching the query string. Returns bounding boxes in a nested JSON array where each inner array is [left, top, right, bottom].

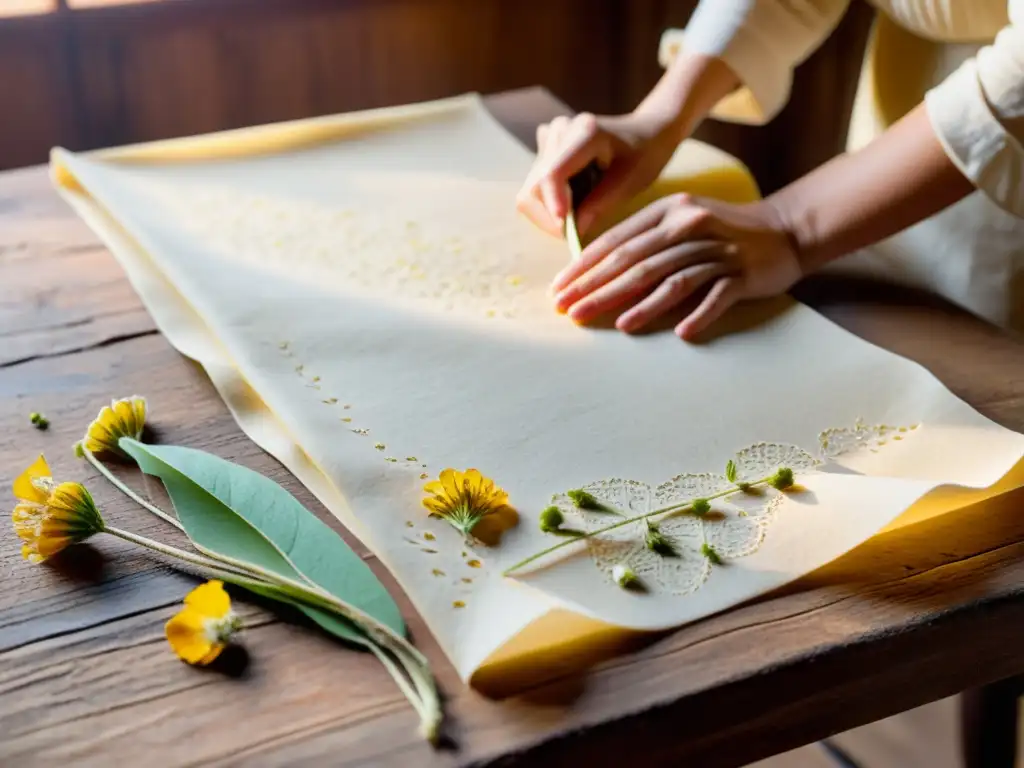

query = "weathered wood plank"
[[3, 490, 1024, 767]]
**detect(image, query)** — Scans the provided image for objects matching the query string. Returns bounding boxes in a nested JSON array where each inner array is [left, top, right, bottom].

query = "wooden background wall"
[[0, 0, 874, 193]]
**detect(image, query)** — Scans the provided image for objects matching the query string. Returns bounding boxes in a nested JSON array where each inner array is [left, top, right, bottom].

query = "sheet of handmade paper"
[[52, 95, 1024, 680]]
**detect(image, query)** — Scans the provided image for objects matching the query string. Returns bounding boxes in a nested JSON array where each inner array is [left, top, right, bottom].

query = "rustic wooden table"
[[2, 88, 1024, 768]]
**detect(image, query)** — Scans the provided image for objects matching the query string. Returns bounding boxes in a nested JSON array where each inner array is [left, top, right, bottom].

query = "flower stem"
[[85, 449, 184, 532], [205, 565, 441, 742], [503, 474, 779, 575], [104, 530, 442, 743], [104, 525, 254, 578], [105, 522, 425, 667]]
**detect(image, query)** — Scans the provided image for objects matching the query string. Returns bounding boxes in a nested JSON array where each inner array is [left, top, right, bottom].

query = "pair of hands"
[[515, 112, 803, 340]]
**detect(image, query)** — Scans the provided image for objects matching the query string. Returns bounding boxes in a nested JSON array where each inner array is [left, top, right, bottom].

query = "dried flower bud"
[[539, 506, 564, 533]]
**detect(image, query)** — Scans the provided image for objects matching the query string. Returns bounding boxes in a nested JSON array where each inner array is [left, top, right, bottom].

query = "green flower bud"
[[567, 489, 600, 510], [769, 467, 795, 490], [701, 542, 723, 565], [692, 498, 711, 516], [539, 506, 564, 533], [611, 563, 640, 589], [74, 441, 85, 458], [644, 520, 676, 556]]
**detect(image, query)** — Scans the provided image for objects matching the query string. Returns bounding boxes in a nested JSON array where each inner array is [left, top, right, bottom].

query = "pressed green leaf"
[[725, 459, 738, 484], [119, 438, 404, 644]]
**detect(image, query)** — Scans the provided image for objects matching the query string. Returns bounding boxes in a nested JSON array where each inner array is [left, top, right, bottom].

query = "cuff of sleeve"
[[926, 59, 1024, 219], [658, 27, 791, 126]]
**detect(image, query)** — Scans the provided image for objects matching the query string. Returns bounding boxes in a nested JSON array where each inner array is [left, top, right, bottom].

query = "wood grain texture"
[[0, 13, 80, 170], [2, 88, 1024, 768]]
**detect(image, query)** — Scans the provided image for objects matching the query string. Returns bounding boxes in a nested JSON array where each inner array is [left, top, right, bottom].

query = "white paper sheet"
[[51, 94, 1024, 682]]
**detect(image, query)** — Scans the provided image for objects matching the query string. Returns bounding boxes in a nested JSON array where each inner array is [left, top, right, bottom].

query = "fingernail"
[[554, 291, 575, 312], [616, 314, 636, 333], [567, 303, 590, 322]]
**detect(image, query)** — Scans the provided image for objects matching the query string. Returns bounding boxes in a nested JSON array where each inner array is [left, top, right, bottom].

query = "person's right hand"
[[515, 110, 686, 239]]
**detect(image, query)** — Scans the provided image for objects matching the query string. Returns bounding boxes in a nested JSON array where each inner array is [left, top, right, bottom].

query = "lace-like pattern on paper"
[[544, 422, 918, 596], [819, 419, 919, 459]]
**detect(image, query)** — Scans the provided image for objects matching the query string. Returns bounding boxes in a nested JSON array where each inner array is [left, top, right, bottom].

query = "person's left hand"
[[549, 194, 803, 340]]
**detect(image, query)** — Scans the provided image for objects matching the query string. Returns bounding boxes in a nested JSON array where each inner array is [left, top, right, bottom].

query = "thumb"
[[573, 160, 646, 235]]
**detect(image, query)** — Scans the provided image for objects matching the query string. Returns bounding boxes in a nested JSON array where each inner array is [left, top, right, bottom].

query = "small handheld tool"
[[564, 160, 603, 261]]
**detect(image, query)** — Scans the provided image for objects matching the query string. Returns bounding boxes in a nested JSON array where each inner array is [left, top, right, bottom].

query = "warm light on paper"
[[50, 94, 1024, 683]]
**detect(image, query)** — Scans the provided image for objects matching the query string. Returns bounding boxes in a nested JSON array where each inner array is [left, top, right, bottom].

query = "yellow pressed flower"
[[165, 580, 241, 665], [422, 468, 509, 538], [79, 396, 147, 459], [12, 455, 105, 563]]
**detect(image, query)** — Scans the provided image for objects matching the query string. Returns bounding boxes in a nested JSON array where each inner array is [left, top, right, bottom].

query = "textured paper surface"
[[51, 94, 1024, 682]]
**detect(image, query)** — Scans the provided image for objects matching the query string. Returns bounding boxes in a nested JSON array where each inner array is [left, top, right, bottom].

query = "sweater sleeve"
[[925, 0, 1024, 218], [658, 0, 851, 125]]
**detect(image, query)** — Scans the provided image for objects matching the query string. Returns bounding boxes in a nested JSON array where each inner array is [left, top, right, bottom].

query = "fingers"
[[516, 195, 563, 237], [536, 116, 573, 221], [675, 276, 743, 340], [564, 241, 726, 323], [551, 200, 668, 293], [517, 113, 610, 232], [517, 118, 570, 236], [574, 160, 641, 236], [613, 259, 729, 332], [551, 194, 712, 297]]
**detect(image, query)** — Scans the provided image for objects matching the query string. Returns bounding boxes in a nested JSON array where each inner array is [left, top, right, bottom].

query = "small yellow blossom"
[[422, 468, 510, 538], [12, 455, 105, 563], [79, 396, 147, 459], [165, 581, 241, 665]]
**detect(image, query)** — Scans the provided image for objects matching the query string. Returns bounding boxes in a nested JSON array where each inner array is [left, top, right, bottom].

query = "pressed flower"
[[165, 580, 241, 665], [422, 468, 509, 539], [79, 396, 147, 459], [12, 455, 105, 563]]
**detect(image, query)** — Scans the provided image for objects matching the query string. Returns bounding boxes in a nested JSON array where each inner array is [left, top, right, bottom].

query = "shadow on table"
[[772, 482, 1024, 601]]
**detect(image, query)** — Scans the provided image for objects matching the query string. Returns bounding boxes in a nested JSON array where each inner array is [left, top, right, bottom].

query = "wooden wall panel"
[[0, 16, 79, 170], [0, 0, 874, 196], [66, 0, 618, 152]]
